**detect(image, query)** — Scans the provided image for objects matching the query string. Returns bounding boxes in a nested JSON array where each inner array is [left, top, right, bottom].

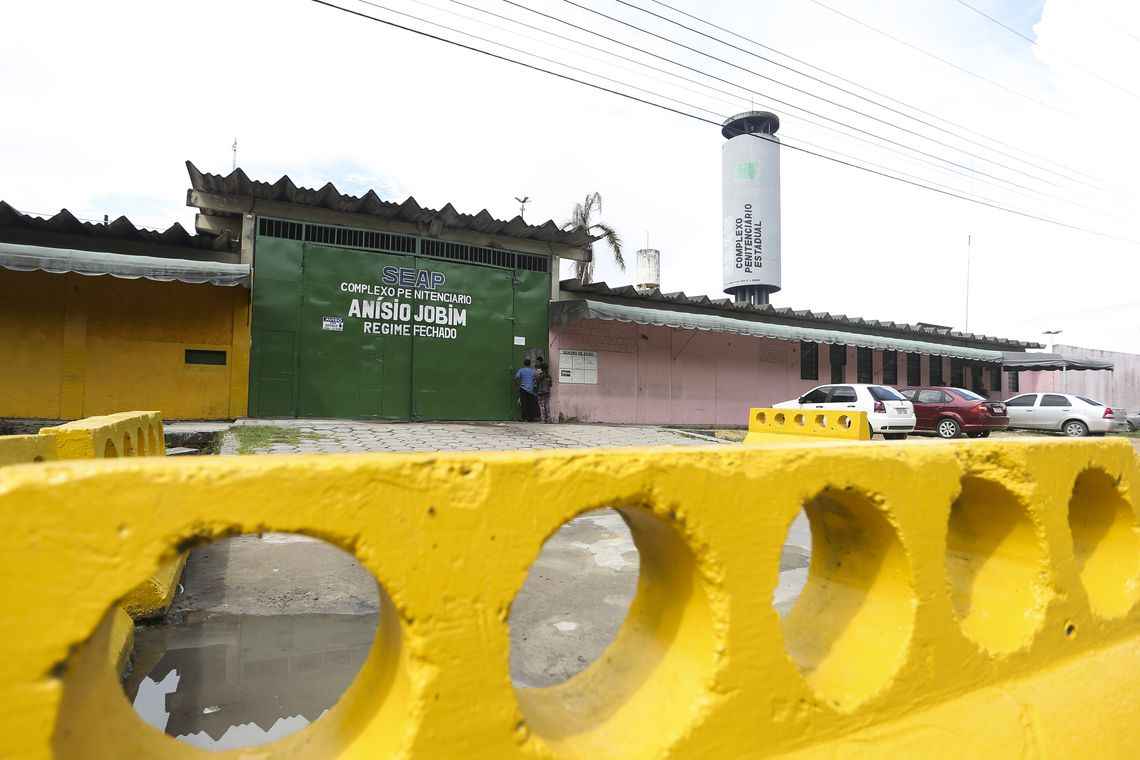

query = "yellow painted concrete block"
[[1, 438, 1139, 758], [744, 407, 870, 444], [38, 411, 165, 459], [0, 435, 58, 466], [119, 554, 187, 620]]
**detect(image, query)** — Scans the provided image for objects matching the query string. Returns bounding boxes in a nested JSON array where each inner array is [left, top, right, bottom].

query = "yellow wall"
[[0, 268, 249, 420]]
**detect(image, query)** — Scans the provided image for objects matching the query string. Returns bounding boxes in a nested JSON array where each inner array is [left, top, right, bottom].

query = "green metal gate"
[[248, 219, 550, 421]]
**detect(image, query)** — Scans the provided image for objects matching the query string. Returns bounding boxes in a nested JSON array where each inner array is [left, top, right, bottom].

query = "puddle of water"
[[124, 612, 377, 750]]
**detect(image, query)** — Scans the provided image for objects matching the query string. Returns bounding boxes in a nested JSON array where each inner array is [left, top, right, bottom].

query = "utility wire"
[[949, 0, 1140, 102], [807, 0, 1077, 118], [409, 0, 1091, 210], [502, 0, 1078, 200], [418, 0, 1113, 215], [637, 0, 1101, 187], [558, 0, 1069, 192], [310, 0, 1138, 245], [358, 0, 729, 120]]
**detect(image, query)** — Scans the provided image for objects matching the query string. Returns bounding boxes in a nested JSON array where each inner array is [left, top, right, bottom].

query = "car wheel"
[[1063, 419, 1089, 437], [936, 418, 961, 439], [884, 433, 907, 440]]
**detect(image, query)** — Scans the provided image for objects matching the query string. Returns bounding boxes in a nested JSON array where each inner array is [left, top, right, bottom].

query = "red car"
[[901, 386, 1009, 439]]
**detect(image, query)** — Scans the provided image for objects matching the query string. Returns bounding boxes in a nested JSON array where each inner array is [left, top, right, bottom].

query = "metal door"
[[297, 244, 412, 419], [410, 257, 515, 420]]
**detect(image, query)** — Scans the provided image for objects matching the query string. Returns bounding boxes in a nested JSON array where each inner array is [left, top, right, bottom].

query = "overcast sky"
[[3, 0, 1138, 352]]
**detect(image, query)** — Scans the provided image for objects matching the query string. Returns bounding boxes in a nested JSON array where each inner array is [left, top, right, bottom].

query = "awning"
[[0, 242, 250, 287], [1001, 352, 1113, 371], [553, 299, 1006, 362]]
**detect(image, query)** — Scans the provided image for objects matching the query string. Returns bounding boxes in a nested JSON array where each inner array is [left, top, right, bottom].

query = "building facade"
[[550, 282, 1034, 425]]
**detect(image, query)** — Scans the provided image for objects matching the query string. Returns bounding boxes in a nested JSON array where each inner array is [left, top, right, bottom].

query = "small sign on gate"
[[321, 316, 344, 332]]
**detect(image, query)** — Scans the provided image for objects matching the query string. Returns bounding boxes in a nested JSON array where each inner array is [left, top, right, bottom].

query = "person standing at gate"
[[515, 358, 539, 421], [535, 356, 553, 423]]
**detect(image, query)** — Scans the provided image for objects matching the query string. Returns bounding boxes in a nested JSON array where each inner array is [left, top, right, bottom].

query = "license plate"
[[893, 406, 907, 415]]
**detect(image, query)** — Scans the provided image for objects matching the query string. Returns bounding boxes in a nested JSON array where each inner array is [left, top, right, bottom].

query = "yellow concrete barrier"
[[0, 434, 58, 466], [1, 437, 1139, 758], [37, 411, 165, 459], [0, 412, 180, 622], [744, 407, 870, 444]]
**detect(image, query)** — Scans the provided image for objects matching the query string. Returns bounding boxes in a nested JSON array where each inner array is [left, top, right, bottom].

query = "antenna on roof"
[[232, 138, 238, 172], [514, 195, 530, 220]]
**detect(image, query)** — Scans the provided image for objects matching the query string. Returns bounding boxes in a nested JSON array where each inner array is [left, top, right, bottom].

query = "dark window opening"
[[990, 366, 1003, 394], [906, 353, 921, 386], [882, 351, 898, 385], [950, 358, 964, 387], [185, 349, 227, 366], [1009, 371, 1020, 393], [829, 344, 847, 383], [800, 342, 819, 381], [971, 365, 984, 393], [857, 347, 873, 384], [929, 356, 944, 386]]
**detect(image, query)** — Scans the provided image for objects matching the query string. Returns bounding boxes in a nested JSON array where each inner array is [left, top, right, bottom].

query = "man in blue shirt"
[[514, 359, 539, 421]]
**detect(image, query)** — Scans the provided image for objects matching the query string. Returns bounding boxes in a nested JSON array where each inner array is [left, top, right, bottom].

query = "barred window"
[[830, 344, 848, 383], [856, 347, 873, 384], [800, 342, 819, 381], [906, 353, 922, 386], [929, 356, 944, 386], [882, 351, 898, 385], [950, 358, 965, 387]]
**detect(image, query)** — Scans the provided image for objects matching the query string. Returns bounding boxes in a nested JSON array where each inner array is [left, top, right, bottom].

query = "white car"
[[1004, 392, 1122, 437], [775, 384, 916, 439]]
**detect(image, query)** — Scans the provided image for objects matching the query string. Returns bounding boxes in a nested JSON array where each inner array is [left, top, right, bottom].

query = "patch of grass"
[[234, 425, 322, 454]]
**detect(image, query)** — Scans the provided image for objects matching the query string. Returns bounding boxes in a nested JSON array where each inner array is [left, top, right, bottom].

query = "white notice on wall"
[[514, 335, 526, 346], [558, 349, 598, 384], [321, 316, 344, 332]]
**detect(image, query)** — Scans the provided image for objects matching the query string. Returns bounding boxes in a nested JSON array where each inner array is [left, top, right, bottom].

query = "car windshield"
[[1076, 396, 1103, 406], [869, 386, 905, 401], [953, 388, 985, 401]]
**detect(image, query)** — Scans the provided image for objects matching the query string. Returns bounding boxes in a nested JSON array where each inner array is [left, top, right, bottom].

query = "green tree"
[[564, 192, 623, 284]]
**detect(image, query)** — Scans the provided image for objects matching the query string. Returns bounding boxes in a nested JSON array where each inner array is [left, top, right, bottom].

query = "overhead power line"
[[500, 0, 1094, 204], [639, 0, 1101, 187], [309, 0, 1137, 245], [948, 0, 1140, 102], [427, 0, 1093, 209], [807, 0, 1077, 118], [556, 0, 1070, 193]]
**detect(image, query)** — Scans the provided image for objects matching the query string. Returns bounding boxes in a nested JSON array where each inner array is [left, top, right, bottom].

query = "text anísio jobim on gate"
[[338, 265, 471, 340]]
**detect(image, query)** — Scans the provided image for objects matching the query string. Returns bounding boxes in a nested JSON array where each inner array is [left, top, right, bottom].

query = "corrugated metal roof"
[[0, 200, 226, 254], [186, 161, 592, 249], [1001, 352, 1113, 371], [553, 300, 1006, 362], [559, 279, 1038, 350], [0, 242, 250, 287]]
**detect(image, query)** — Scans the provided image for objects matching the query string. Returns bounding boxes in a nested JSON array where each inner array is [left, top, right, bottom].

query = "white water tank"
[[722, 111, 781, 304], [635, 248, 660, 292]]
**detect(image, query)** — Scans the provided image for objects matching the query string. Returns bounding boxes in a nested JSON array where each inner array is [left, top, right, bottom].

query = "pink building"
[[1018, 344, 1139, 412], [550, 281, 1037, 426]]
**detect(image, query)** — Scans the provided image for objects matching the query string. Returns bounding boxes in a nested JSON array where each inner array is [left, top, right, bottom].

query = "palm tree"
[[564, 192, 623, 284]]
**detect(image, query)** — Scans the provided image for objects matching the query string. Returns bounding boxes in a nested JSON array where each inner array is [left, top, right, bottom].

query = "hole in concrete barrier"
[[946, 478, 1048, 655], [509, 508, 638, 688], [781, 488, 915, 711], [794, 413, 806, 427], [815, 414, 827, 429], [119, 534, 381, 751], [512, 506, 717, 757], [755, 411, 767, 425], [1068, 469, 1140, 619], [137, 427, 147, 456], [774, 412, 786, 425], [837, 415, 852, 429], [104, 439, 119, 458], [123, 432, 135, 457], [773, 510, 811, 617]]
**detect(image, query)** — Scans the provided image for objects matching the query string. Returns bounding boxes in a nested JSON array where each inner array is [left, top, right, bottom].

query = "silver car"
[[1004, 392, 1121, 437]]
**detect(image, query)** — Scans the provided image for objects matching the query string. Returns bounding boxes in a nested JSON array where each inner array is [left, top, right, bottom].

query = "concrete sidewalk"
[[220, 419, 722, 455]]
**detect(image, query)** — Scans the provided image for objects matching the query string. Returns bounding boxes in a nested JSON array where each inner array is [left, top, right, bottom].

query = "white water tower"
[[635, 248, 660, 292], [722, 111, 781, 305]]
